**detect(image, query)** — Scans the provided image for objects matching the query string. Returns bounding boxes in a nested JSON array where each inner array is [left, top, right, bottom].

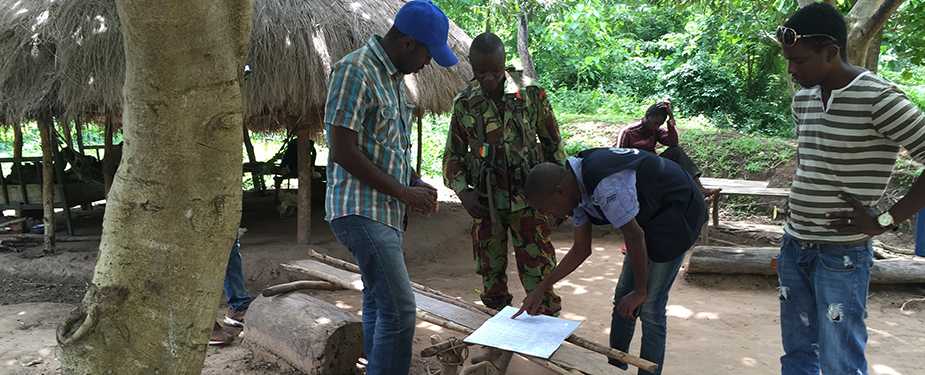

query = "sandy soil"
[[1, 186, 924, 375]]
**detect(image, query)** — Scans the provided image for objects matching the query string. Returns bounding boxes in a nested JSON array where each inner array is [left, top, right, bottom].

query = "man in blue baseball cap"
[[323, 1, 458, 374]]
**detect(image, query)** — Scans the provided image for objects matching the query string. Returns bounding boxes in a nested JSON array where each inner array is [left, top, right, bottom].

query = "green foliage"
[[680, 126, 795, 179], [434, 0, 924, 138]]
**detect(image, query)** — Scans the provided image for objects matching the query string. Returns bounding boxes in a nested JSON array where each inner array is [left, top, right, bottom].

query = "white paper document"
[[463, 306, 582, 359]]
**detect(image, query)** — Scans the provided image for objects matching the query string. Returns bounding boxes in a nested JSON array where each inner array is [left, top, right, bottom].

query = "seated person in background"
[[615, 100, 719, 199]]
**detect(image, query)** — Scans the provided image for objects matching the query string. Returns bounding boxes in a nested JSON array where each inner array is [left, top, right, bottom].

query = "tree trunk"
[[242, 125, 266, 191], [102, 116, 115, 195], [865, 30, 882, 72], [57, 0, 254, 373], [37, 115, 56, 254], [845, 0, 904, 67], [516, 1, 537, 80], [296, 128, 312, 244]]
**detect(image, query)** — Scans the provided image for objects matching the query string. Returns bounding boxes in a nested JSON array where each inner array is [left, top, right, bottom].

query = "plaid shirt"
[[324, 37, 414, 231]]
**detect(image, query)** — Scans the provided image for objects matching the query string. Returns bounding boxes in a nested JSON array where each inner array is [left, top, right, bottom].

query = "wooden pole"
[[13, 123, 27, 207], [416, 114, 423, 173], [61, 117, 74, 150], [103, 116, 115, 195], [296, 127, 311, 244], [74, 116, 85, 154], [242, 125, 265, 191], [37, 114, 56, 254]]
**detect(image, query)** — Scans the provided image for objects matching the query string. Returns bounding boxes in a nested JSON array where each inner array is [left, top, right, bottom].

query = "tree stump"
[[244, 293, 362, 374]]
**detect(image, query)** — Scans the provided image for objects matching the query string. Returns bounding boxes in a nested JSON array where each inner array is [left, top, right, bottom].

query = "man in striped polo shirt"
[[323, 2, 458, 374], [777, 4, 925, 375]]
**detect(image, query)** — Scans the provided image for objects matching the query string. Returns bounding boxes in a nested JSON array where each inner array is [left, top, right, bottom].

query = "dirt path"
[[1, 191, 924, 374]]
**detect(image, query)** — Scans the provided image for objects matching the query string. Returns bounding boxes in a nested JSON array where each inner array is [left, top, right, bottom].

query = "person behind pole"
[[513, 148, 705, 375], [323, 1, 457, 373], [615, 100, 719, 198], [443, 32, 564, 315], [776, 4, 925, 374]]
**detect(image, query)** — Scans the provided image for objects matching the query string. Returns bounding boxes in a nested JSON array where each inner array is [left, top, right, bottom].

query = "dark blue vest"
[[574, 148, 706, 262]]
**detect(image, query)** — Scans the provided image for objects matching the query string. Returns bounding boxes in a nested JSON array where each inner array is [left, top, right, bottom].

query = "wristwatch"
[[877, 211, 897, 230]]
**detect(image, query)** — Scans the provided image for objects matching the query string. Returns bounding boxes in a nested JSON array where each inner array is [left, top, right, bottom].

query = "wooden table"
[[700, 178, 790, 227]]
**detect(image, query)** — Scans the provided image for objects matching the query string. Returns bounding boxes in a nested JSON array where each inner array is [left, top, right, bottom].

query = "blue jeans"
[[778, 234, 873, 375], [609, 253, 686, 375], [224, 238, 253, 312], [330, 215, 416, 375]]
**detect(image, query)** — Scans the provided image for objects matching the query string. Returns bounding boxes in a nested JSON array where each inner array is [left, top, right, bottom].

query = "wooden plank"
[[701, 177, 790, 197], [280, 259, 363, 291], [283, 259, 624, 375]]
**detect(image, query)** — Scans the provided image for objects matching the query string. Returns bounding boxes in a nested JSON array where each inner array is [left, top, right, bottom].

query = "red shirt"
[[615, 123, 678, 152]]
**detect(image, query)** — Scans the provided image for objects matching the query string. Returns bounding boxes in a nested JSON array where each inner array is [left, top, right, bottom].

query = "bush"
[[664, 55, 742, 117]]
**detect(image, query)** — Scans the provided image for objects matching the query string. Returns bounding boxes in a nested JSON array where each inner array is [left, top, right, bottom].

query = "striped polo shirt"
[[787, 72, 925, 243], [324, 37, 414, 231]]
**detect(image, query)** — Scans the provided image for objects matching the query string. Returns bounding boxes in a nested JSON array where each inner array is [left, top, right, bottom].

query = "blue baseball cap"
[[393, 1, 458, 67]]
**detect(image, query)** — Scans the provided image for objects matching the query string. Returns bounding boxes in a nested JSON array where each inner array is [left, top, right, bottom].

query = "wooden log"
[[687, 246, 925, 284], [296, 128, 311, 244], [243, 293, 362, 375], [37, 115, 56, 253], [687, 246, 778, 276], [260, 280, 342, 297]]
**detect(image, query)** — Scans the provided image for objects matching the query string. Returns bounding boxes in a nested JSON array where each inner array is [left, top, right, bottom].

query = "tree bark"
[[845, 0, 904, 67], [57, 1, 254, 373], [37, 115, 56, 254], [865, 30, 883, 72], [242, 125, 265, 191], [296, 128, 312, 244], [516, 0, 538, 80]]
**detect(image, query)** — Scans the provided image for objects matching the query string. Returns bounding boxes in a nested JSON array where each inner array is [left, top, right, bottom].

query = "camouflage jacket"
[[442, 69, 565, 212]]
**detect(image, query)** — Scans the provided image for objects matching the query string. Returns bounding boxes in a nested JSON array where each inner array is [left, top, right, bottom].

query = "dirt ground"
[[1, 183, 925, 375]]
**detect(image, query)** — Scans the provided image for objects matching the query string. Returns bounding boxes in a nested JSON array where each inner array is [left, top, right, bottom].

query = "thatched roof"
[[0, 0, 474, 136]]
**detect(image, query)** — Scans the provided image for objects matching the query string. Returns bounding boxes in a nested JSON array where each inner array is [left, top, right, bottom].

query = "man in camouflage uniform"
[[443, 32, 564, 315]]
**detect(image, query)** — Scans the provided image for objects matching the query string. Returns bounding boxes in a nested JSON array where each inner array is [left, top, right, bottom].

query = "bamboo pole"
[[305, 249, 658, 373]]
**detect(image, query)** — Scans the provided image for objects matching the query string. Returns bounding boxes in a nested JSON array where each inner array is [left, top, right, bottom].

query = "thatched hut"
[[0, 0, 474, 244]]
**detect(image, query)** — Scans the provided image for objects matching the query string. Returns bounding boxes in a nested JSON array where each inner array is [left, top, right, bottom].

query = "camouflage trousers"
[[472, 207, 561, 316]]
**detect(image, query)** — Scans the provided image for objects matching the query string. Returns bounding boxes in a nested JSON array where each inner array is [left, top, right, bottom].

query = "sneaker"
[[223, 308, 247, 328], [208, 322, 236, 346]]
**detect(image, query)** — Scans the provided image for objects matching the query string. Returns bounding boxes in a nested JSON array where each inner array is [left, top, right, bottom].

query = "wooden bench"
[[700, 177, 790, 227]]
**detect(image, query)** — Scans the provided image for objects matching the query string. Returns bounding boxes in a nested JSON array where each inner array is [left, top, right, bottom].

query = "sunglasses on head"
[[776, 26, 838, 47]]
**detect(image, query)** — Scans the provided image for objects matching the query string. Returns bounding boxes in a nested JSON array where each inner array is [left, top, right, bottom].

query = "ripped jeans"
[[778, 234, 873, 375]]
